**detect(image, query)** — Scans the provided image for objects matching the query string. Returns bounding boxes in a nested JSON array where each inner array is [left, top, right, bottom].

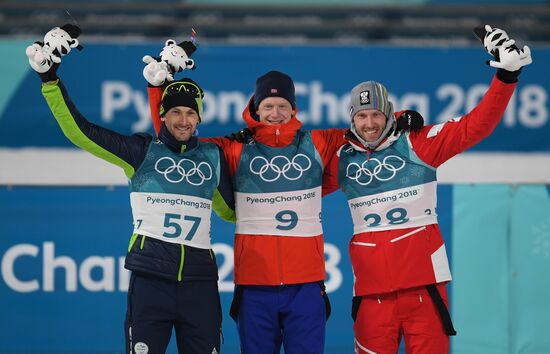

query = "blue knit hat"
[[253, 71, 296, 109]]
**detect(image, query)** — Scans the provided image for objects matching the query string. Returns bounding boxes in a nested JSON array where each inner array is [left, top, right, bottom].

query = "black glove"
[[225, 128, 253, 143], [395, 110, 424, 135], [38, 62, 60, 83]]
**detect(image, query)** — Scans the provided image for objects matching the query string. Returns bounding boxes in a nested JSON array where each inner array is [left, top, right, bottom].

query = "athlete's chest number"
[[364, 207, 409, 227], [163, 213, 202, 240], [274, 209, 322, 230], [275, 210, 298, 230]]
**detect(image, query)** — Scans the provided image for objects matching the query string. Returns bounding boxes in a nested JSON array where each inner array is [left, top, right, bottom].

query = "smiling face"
[[162, 106, 200, 141], [352, 109, 388, 142], [256, 97, 294, 125]]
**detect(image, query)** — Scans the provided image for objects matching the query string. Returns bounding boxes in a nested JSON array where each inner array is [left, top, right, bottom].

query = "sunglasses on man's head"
[[162, 81, 204, 99]]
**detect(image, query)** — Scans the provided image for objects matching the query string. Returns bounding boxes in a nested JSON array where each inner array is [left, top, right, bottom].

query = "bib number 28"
[[364, 207, 409, 227]]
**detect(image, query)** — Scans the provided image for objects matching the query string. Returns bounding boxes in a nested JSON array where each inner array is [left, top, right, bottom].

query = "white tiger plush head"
[[26, 24, 83, 73], [482, 25, 510, 56], [43, 24, 82, 61], [159, 39, 197, 73]]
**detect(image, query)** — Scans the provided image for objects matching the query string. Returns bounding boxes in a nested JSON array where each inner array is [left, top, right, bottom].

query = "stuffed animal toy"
[[143, 31, 198, 86], [26, 24, 82, 73], [474, 24, 523, 64]]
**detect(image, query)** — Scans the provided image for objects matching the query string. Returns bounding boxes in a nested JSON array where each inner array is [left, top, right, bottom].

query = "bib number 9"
[[275, 210, 298, 230]]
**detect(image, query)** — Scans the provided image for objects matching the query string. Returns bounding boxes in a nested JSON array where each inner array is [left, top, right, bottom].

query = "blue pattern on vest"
[[235, 131, 323, 193], [130, 140, 220, 199], [338, 134, 436, 199]]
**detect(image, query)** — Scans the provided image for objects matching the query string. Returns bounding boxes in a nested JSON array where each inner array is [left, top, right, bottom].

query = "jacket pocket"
[[389, 226, 426, 243]]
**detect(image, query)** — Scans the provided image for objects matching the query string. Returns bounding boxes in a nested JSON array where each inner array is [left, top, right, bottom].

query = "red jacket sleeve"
[[147, 86, 164, 136], [201, 137, 243, 177], [410, 75, 516, 168], [311, 128, 346, 168], [322, 151, 341, 196], [310, 128, 346, 196]]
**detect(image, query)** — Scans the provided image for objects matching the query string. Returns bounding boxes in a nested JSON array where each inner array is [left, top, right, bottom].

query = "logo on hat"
[[271, 88, 278, 93], [360, 91, 370, 105]]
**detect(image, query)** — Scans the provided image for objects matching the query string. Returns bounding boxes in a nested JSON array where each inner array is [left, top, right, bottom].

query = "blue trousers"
[[236, 282, 328, 354], [125, 272, 221, 354]]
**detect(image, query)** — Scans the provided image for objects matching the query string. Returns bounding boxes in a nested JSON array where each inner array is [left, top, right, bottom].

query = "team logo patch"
[[360, 90, 370, 105], [134, 342, 149, 354]]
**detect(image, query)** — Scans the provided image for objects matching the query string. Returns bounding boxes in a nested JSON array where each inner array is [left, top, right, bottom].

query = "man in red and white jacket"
[[146, 61, 423, 352], [323, 27, 532, 354]]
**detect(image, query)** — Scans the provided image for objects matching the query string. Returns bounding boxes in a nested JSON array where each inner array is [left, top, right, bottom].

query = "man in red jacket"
[[323, 29, 532, 353], [149, 71, 344, 353], [147, 69, 423, 354]]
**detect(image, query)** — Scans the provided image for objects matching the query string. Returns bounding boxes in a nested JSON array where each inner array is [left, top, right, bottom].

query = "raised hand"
[[143, 55, 173, 86], [26, 42, 54, 73], [475, 25, 511, 57], [26, 24, 82, 82], [490, 44, 532, 72]]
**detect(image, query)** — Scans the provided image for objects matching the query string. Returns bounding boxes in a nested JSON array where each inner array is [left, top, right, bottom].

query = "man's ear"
[[161, 116, 166, 122]]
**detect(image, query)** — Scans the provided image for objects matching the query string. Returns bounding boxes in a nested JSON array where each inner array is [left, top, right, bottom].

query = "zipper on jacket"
[[277, 237, 284, 285], [178, 245, 185, 281], [275, 129, 280, 145], [389, 226, 427, 243]]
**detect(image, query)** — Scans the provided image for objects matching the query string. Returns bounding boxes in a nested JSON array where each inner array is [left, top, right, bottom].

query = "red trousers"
[[353, 283, 450, 354]]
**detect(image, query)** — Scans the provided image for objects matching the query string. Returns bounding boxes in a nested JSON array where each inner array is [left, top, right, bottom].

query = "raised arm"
[[29, 27, 152, 179], [409, 27, 531, 167]]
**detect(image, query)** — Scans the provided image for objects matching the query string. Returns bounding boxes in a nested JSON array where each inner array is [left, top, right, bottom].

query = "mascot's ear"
[[68, 39, 79, 48], [165, 39, 176, 47], [186, 58, 196, 70]]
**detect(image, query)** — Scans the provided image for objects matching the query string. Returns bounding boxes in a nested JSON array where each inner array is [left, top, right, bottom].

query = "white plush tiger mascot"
[[479, 25, 510, 56], [474, 24, 531, 68], [142, 37, 198, 87], [25, 24, 82, 73]]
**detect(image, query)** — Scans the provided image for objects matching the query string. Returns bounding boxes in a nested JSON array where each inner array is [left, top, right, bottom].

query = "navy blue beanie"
[[253, 71, 296, 110]]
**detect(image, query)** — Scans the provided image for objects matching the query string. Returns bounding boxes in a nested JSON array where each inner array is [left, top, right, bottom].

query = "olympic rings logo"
[[249, 154, 312, 182], [154, 157, 213, 185], [346, 155, 405, 186]]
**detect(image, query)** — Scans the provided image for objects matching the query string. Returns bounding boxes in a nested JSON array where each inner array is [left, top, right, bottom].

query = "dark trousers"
[[125, 272, 221, 354]]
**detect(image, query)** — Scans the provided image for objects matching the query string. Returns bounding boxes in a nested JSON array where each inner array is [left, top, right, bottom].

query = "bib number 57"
[[163, 213, 202, 240]]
